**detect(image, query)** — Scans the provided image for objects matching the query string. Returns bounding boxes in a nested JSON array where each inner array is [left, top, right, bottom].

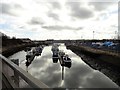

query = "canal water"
[[8, 44, 119, 88]]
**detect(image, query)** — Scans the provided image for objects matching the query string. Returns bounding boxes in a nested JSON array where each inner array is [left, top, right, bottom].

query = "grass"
[[67, 45, 120, 67]]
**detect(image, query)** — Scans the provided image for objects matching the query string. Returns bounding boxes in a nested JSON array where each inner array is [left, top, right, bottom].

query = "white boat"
[[51, 45, 59, 63], [51, 44, 59, 56], [58, 51, 72, 68]]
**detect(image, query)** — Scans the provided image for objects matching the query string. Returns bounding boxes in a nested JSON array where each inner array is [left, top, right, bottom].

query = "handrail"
[[0, 54, 49, 88]]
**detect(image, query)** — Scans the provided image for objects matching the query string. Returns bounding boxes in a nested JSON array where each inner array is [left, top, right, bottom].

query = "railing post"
[[0, 58, 2, 90], [2, 59, 14, 88], [11, 59, 19, 87]]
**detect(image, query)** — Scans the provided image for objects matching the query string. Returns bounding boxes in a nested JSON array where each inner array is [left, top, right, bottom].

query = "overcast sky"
[[0, 0, 119, 40]]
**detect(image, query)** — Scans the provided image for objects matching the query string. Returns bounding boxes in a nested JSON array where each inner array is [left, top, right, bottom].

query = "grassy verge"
[[1, 43, 36, 57], [67, 45, 120, 67]]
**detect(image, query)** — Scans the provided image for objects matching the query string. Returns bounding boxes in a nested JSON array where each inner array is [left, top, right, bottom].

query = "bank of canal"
[[66, 45, 120, 86]]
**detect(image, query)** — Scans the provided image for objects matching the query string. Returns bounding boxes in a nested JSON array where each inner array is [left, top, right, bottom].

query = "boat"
[[52, 53, 59, 63], [32, 46, 43, 56], [35, 47, 42, 56], [26, 51, 35, 67], [51, 45, 59, 52], [52, 51, 59, 63], [26, 51, 34, 61], [51, 44, 59, 63], [52, 43, 59, 50], [63, 54, 72, 68], [58, 50, 65, 66], [58, 51, 72, 68]]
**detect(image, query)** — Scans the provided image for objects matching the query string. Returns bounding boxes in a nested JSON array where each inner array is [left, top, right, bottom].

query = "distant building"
[[45, 39, 54, 44], [20, 38, 32, 43]]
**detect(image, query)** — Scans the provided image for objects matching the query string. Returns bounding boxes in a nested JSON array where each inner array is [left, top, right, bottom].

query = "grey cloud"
[[111, 25, 118, 28], [49, 2, 61, 9], [95, 13, 108, 21], [0, 3, 13, 15], [66, 2, 94, 19], [47, 11, 59, 21], [28, 17, 45, 25], [19, 26, 25, 29], [0, 3, 23, 16], [76, 27, 83, 30], [67, 2, 81, 9], [42, 25, 83, 30], [71, 7, 94, 19], [89, 2, 115, 11]]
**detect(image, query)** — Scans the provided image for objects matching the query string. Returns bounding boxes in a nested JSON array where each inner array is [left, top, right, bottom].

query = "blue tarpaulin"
[[102, 41, 114, 46]]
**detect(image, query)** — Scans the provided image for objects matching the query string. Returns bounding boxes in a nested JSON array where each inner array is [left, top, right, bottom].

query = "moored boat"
[[26, 51, 34, 61], [58, 50, 65, 66], [32, 46, 43, 56], [58, 51, 72, 68], [52, 54, 59, 63], [26, 51, 35, 67], [63, 54, 72, 68]]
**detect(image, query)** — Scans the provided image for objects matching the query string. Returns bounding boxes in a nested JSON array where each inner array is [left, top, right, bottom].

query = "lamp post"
[[93, 31, 95, 39], [115, 31, 117, 39]]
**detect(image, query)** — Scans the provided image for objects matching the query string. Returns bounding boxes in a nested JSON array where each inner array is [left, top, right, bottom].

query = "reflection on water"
[[8, 44, 119, 88]]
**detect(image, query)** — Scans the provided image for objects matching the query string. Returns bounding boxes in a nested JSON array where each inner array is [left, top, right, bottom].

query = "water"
[[8, 44, 119, 88]]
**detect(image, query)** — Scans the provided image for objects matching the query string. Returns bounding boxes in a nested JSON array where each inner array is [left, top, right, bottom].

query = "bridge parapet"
[[0, 54, 49, 89]]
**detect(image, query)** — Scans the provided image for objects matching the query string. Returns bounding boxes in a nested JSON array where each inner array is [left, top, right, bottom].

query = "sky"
[[0, 0, 119, 40]]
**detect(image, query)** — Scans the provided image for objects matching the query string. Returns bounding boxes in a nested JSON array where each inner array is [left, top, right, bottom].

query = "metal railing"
[[0, 54, 49, 89]]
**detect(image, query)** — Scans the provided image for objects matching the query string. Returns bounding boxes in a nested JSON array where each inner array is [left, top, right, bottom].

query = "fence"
[[0, 54, 49, 89]]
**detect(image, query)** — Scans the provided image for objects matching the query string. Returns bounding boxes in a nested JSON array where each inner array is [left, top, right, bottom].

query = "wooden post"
[[0, 55, 49, 88], [0, 58, 2, 89], [11, 59, 19, 87], [2, 60, 14, 88]]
